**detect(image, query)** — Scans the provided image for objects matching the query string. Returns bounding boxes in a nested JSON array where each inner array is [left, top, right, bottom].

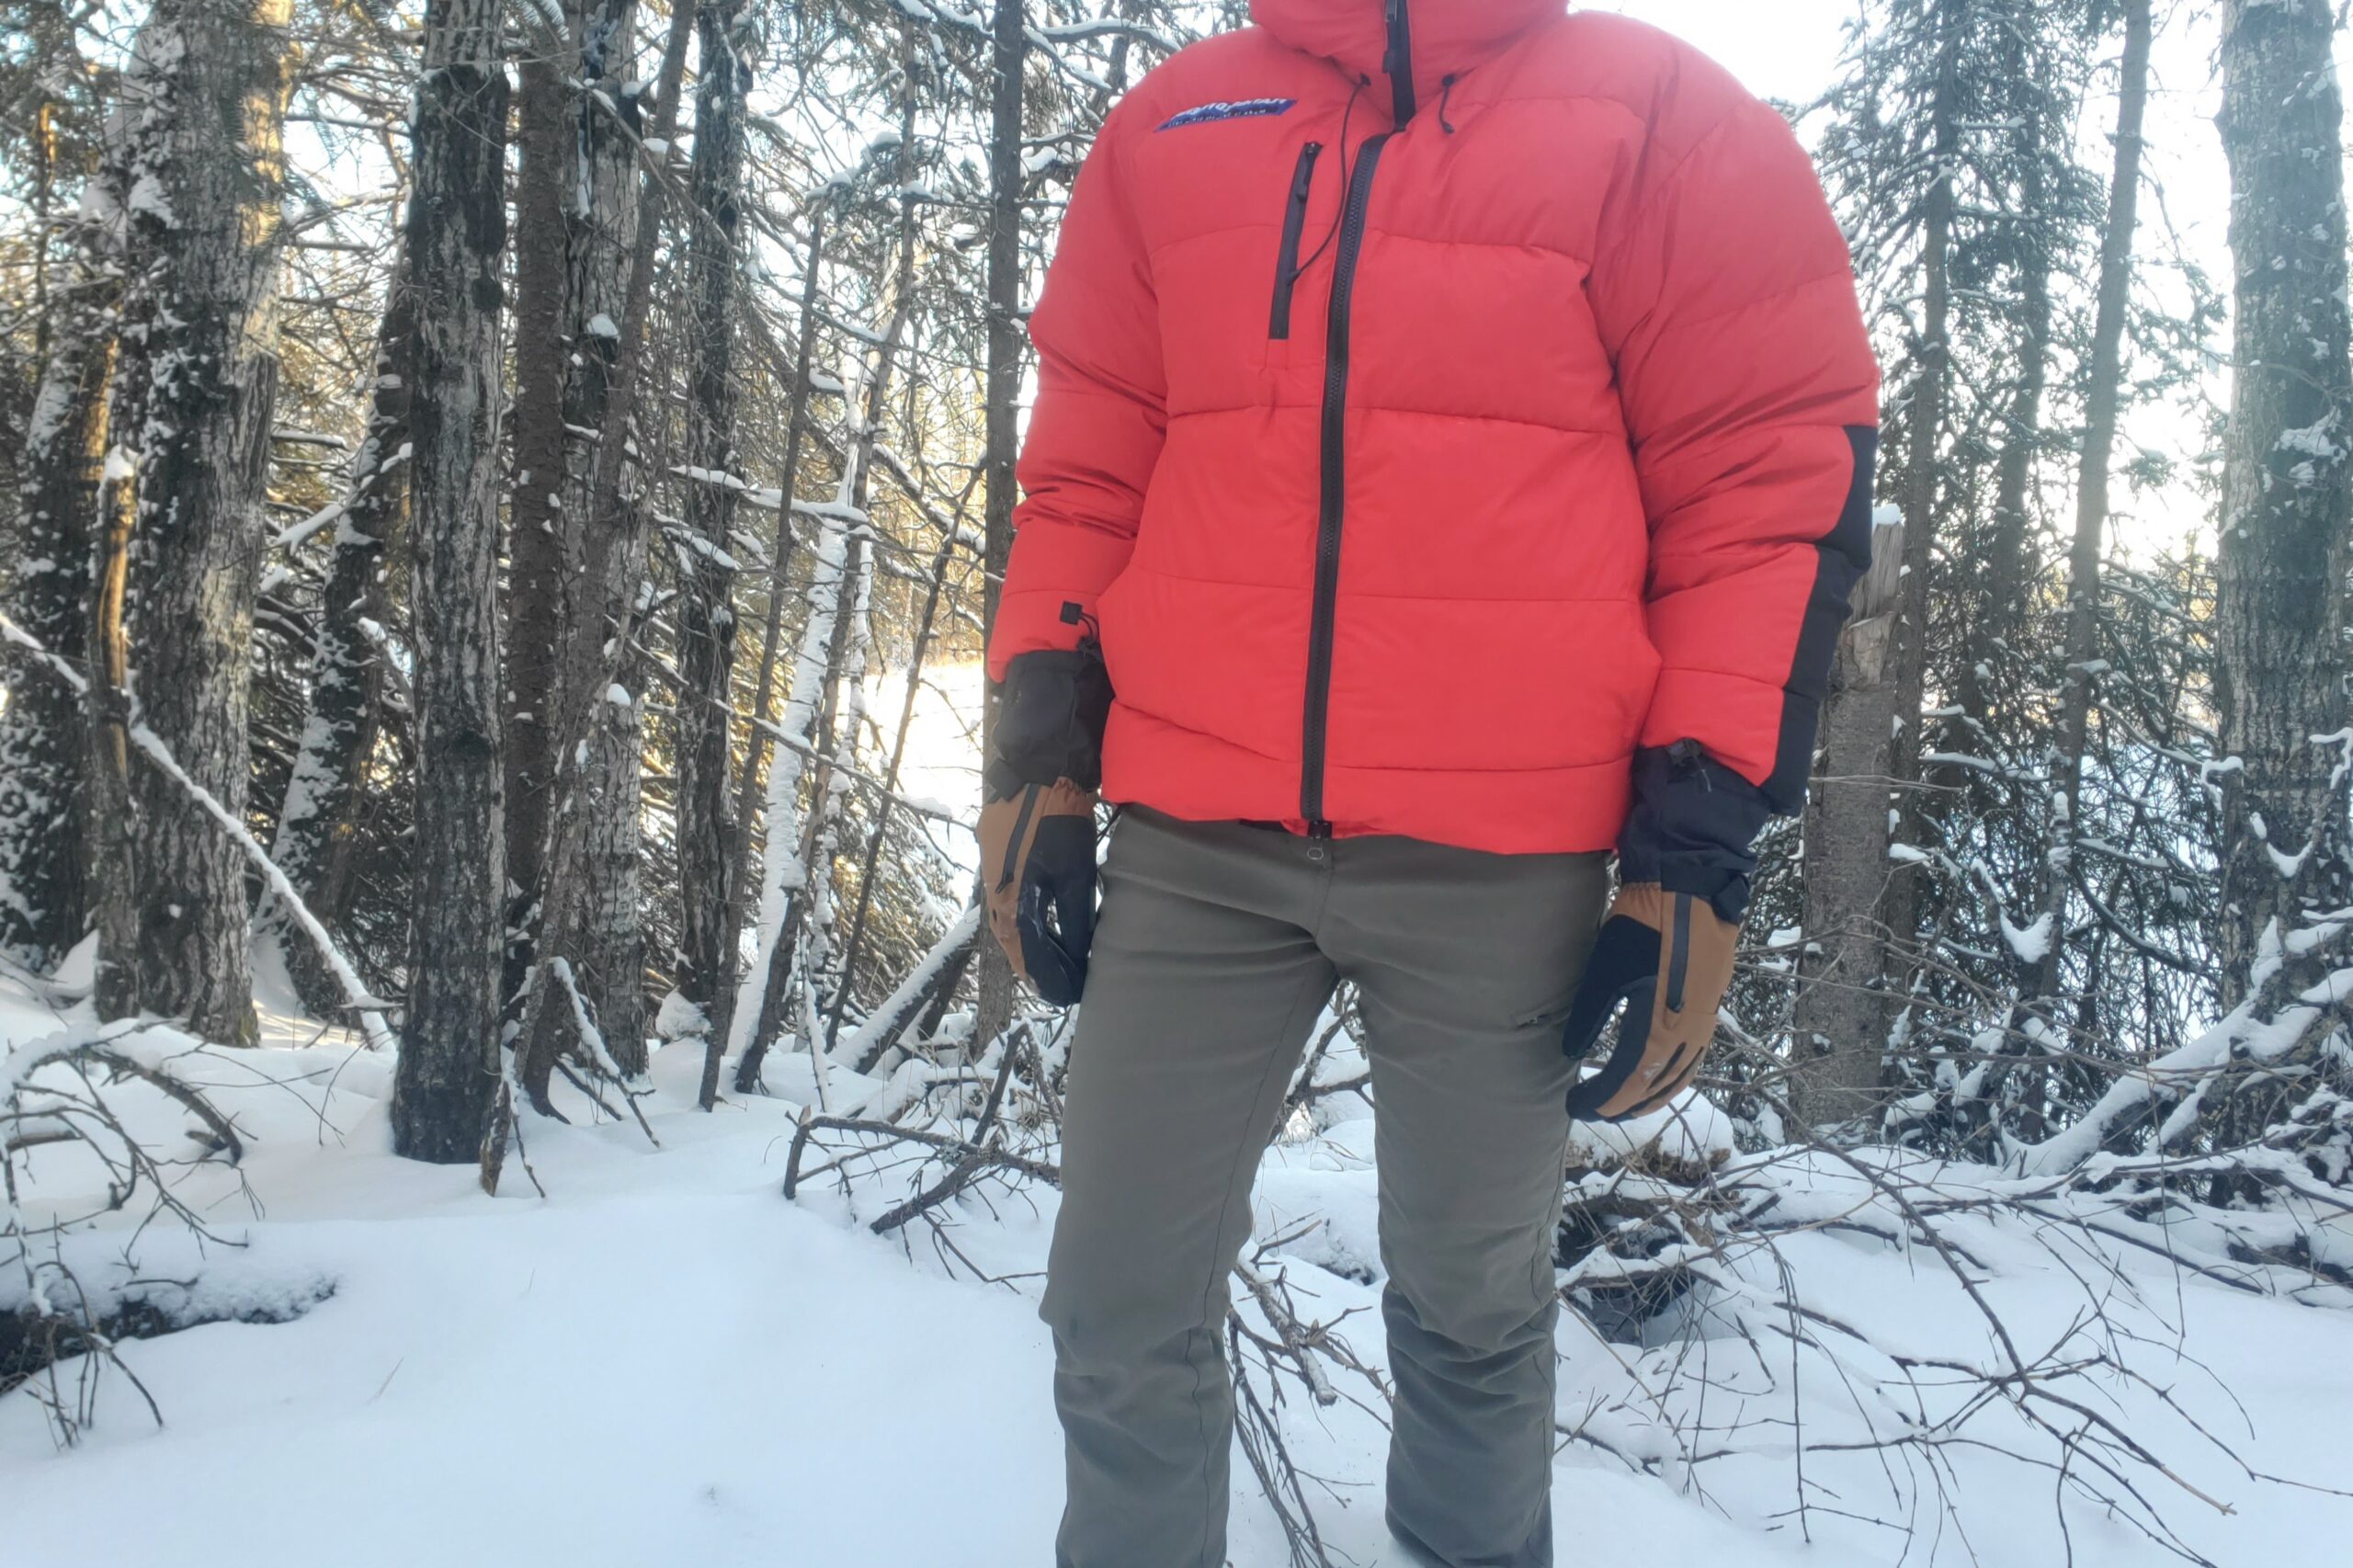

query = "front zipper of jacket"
[[1268, 142, 1322, 339], [1382, 0, 1419, 122], [1299, 131, 1392, 832]]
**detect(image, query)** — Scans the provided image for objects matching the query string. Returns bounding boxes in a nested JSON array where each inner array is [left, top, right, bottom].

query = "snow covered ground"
[[4, 960, 2351, 1568]]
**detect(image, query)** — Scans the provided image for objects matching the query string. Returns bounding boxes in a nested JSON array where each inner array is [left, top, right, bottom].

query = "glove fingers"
[[1563, 977, 1657, 1119], [1018, 814, 1098, 1006], [1561, 914, 1658, 1061]]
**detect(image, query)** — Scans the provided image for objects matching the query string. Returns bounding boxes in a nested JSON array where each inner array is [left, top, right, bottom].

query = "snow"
[[585, 312, 620, 340], [6, 950, 2353, 1567]]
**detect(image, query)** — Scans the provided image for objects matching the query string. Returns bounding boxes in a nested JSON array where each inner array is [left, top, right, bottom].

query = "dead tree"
[[1791, 517, 1904, 1130]]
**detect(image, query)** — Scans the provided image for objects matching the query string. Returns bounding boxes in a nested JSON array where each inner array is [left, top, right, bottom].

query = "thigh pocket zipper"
[[1268, 142, 1322, 340]]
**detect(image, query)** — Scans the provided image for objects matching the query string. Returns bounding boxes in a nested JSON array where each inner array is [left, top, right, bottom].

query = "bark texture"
[[973, 0, 1028, 1051], [95, 0, 296, 1045], [267, 267, 413, 1015], [501, 6, 575, 986], [2211, 0, 2353, 1000], [514, 0, 698, 1104], [678, 0, 751, 1090], [552, 0, 652, 1074], [1791, 518, 1905, 1131], [393, 0, 508, 1163], [0, 182, 115, 968]]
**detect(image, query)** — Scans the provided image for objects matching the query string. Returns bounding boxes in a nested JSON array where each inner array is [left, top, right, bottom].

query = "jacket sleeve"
[[986, 98, 1165, 682], [1589, 67, 1881, 827]]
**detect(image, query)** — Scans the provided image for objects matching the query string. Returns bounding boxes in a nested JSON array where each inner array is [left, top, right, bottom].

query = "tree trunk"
[[2025, 0, 2151, 1015], [731, 507, 854, 1091], [266, 265, 414, 1016], [512, 0, 699, 1106], [551, 0, 653, 1074], [679, 0, 751, 1102], [1, 179, 115, 969], [973, 0, 1028, 1052], [95, 0, 297, 1046], [1941, 76, 2053, 787], [501, 6, 575, 1000], [732, 47, 917, 1092], [392, 0, 509, 1163], [2211, 0, 2353, 1001], [1792, 0, 1961, 1125], [1791, 517, 1904, 1131], [717, 202, 827, 1050], [1877, 0, 1960, 952], [87, 128, 150, 1027]]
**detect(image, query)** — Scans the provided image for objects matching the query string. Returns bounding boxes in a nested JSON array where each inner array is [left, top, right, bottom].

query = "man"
[[980, 1, 1879, 1563]]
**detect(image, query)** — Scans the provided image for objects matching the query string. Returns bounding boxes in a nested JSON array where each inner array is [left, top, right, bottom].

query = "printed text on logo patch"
[[1157, 97, 1297, 131]]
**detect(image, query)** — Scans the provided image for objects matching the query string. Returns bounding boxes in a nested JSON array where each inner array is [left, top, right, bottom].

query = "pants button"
[[1307, 846, 1325, 862]]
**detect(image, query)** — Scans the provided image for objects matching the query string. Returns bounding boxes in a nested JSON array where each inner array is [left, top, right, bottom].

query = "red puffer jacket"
[[989, 0, 1881, 857]]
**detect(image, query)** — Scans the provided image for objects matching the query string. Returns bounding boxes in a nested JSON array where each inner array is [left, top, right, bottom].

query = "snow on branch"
[[0, 611, 396, 1054]]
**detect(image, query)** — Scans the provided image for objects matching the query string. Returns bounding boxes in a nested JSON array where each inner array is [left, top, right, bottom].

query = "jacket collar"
[[1248, 0, 1564, 122]]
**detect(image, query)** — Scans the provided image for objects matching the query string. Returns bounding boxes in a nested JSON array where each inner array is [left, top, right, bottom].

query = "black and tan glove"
[[979, 632, 1114, 1006], [1562, 883, 1737, 1121], [979, 768, 1098, 1006]]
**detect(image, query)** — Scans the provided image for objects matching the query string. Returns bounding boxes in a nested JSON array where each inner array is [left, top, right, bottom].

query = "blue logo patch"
[[1156, 97, 1296, 132]]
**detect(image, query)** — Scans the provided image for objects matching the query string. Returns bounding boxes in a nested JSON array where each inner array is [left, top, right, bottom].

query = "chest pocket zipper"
[[1268, 142, 1322, 339]]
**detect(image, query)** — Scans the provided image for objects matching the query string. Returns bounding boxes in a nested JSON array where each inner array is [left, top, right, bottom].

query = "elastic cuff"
[[995, 646, 1113, 789], [1618, 742, 1769, 922]]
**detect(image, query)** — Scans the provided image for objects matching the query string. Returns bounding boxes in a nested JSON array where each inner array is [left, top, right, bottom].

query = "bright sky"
[[1595, 0, 1868, 104]]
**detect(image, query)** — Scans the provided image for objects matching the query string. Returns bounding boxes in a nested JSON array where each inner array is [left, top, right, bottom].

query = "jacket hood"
[[1247, 0, 1566, 120]]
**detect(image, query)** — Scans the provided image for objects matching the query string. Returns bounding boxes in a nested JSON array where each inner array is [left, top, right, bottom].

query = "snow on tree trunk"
[[91, 0, 297, 1047], [798, 523, 876, 1040], [392, 0, 509, 1163], [973, 0, 1028, 1053], [2211, 0, 2353, 1004], [0, 171, 117, 969], [732, 79, 917, 1090], [677, 0, 751, 1100], [825, 527, 960, 1051], [718, 202, 828, 1042], [263, 266, 413, 1017], [728, 505, 850, 1085]]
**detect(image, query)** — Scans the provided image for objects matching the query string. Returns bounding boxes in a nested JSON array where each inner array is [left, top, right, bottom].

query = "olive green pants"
[[1041, 807, 1609, 1567]]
